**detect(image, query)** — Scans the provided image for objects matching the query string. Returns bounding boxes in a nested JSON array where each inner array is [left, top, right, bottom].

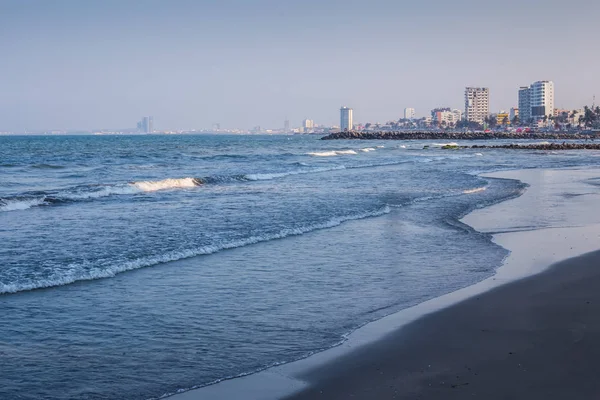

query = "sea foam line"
[[0, 206, 391, 294], [307, 150, 358, 157]]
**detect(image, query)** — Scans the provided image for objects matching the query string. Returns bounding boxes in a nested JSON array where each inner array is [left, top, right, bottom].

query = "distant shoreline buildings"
[[7, 79, 599, 135]]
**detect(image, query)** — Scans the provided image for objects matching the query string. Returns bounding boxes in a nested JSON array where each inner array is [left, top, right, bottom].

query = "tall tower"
[[340, 107, 353, 131], [464, 87, 490, 124], [404, 108, 415, 120]]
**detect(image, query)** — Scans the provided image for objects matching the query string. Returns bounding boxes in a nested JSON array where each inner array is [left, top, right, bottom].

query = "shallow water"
[[1, 134, 599, 399]]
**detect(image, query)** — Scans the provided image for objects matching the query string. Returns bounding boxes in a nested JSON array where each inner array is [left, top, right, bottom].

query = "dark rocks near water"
[[471, 142, 600, 150], [322, 131, 600, 141]]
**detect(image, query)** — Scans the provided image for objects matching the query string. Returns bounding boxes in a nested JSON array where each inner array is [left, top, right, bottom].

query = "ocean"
[[0, 134, 597, 399]]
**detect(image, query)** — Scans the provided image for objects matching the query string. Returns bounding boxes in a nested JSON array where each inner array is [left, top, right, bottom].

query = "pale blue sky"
[[1, 0, 599, 131]]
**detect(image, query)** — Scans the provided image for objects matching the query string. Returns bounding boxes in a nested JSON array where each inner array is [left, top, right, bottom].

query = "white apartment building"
[[340, 107, 353, 131], [530, 81, 554, 120], [404, 108, 415, 119], [464, 87, 489, 124], [518, 81, 554, 123], [302, 119, 314, 130]]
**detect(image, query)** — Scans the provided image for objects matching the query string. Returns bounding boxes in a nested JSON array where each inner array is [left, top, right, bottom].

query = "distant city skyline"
[[1, 0, 599, 131]]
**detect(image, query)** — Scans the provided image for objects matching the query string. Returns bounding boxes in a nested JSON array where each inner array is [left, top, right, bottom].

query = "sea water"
[[0, 134, 597, 399]]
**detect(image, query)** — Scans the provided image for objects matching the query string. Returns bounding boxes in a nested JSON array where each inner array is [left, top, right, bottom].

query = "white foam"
[[432, 142, 459, 147], [0, 206, 390, 294], [475, 153, 483, 156], [0, 197, 46, 212], [132, 177, 201, 192], [359, 148, 376, 152], [307, 150, 358, 157], [61, 185, 140, 200]]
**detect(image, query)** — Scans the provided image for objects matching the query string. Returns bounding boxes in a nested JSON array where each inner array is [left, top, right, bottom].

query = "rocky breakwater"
[[322, 131, 600, 141], [471, 142, 600, 150]]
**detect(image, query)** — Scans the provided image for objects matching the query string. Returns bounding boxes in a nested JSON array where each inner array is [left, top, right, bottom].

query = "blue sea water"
[[0, 134, 598, 399]]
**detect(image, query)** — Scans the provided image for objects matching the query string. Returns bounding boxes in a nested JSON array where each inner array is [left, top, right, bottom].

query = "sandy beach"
[[285, 249, 600, 399], [171, 167, 600, 400]]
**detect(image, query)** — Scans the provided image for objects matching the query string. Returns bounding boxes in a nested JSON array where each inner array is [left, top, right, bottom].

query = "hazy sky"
[[1, 0, 599, 131]]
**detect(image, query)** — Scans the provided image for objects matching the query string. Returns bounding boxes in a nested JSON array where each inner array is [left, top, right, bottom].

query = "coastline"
[[321, 131, 600, 141], [169, 167, 600, 400]]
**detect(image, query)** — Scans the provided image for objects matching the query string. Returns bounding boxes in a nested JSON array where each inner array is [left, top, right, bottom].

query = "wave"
[[132, 178, 202, 192], [463, 187, 487, 194], [0, 206, 391, 294], [30, 164, 66, 169], [0, 197, 47, 212], [359, 147, 376, 152], [244, 166, 346, 181], [0, 165, 354, 212], [0, 179, 200, 212], [307, 150, 358, 157]]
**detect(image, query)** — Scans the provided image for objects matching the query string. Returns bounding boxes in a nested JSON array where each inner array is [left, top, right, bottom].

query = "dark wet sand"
[[285, 249, 600, 399]]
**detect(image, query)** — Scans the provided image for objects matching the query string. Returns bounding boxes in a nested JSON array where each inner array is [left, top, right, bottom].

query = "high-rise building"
[[510, 107, 519, 121], [404, 108, 415, 119], [518, 87, 531, 123], [340, 107, 353, 131], [530, 81, 554, 120], [284, 119, 290, 132], [464, 87, 490, 124], [138, 116, 154, 133], [518, 81, 554, 123]]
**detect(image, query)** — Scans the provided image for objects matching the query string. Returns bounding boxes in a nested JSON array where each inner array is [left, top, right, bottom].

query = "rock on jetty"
[[321, 131, 600, 141], [471, 143, 600, 150]]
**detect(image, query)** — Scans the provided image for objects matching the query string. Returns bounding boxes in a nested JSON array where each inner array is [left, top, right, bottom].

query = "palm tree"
[[511, 115, 520, 126], [502, 116, 509, 126], [582, 106, 596, 127]]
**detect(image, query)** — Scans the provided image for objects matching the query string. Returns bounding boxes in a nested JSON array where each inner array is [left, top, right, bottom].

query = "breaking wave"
[[307, 150, 358, 157], [0, 206, 391, 294], [0, 197, 47, 212], [133, 178, 202, 192]]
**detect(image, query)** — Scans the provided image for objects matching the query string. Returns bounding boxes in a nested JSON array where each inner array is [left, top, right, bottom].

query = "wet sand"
[[285, 248, 600, 399], [171, 168, 600, 400]]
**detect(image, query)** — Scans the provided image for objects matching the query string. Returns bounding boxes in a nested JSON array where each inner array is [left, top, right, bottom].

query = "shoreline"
[[169, 167, 600, 400]]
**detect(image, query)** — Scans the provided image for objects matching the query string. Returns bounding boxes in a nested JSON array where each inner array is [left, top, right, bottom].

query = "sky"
[[1, 0, 600, 131]]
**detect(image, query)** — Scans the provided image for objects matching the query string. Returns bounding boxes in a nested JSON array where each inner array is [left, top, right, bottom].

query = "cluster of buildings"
[[335, 80, 587, 132], [130, 80, 584, 135]]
